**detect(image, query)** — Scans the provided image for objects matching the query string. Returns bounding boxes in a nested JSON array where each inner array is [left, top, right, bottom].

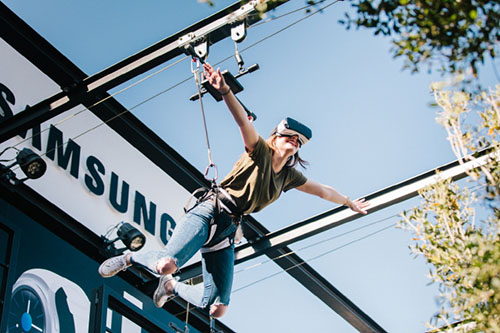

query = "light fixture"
[[16, 148, 47, 179], [101, 222, 146, 256], [0, 147, 47, 184]]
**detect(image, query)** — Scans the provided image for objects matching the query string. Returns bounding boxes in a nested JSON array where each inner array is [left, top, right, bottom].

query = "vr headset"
[[272, 117, 312, 146]]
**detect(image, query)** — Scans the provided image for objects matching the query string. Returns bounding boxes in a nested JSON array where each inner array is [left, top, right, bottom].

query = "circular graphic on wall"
[[7, 285, 46, 332], [6, 268, 90, 333]]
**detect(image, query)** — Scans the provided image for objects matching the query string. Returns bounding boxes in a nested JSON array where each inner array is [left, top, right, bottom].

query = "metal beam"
[[180, 150, 497, 332], [258, 247, 387, 332], [235, 150, 498, 262], [0, 0, 288, 144], [179, 215, 387, 333]]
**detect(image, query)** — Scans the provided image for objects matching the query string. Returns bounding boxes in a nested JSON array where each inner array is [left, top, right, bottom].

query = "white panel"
[[0, 38, 195, 257], [123, 291, 143, 310]]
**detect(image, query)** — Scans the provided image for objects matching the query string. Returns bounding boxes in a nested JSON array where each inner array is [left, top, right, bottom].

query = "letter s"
[[0, 82, 15, 123], [85, 155, 105, 195]]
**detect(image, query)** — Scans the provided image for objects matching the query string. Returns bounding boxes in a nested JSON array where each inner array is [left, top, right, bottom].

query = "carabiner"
[[190, 57, 200, 75], [204, 163, 218, 182]]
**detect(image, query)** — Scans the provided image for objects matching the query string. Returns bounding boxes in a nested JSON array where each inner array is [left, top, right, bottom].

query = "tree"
[[400, 83, 499, 331], [341, 0, 500, 76]]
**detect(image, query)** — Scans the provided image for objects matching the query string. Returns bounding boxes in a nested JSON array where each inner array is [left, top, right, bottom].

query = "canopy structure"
[[2, 1, 492, 332]]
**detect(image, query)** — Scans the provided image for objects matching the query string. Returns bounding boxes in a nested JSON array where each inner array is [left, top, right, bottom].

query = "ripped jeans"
[[130, 200, 235, 307]]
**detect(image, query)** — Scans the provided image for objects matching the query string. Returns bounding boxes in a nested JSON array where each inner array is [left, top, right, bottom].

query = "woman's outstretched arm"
[[296, 180, 370, 214], [203, 63, 259, 152]]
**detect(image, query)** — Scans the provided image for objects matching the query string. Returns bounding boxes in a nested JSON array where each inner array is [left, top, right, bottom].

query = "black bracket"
[[189, 65, 259, 121]]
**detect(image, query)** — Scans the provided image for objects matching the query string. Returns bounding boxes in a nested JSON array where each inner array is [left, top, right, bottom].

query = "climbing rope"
[[190, 56, 218, 184]]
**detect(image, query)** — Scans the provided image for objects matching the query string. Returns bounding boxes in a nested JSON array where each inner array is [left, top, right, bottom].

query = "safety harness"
[[184, 184, 243, 252]]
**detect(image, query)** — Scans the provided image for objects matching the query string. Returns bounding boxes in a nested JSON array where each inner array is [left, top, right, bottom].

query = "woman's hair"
[[266, 134, 309, 169]]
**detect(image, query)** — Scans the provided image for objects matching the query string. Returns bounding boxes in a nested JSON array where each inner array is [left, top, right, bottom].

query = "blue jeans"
[[130, 200, 235, 307]]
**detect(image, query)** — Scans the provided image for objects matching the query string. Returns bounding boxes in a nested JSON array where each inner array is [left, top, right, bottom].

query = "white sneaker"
[[98, 254, 131, 278], [153, 274, 175, 308]]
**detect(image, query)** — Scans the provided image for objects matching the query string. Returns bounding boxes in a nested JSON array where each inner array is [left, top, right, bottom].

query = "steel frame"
[[15, 1, 496, 331], [235, 150, 497, 262]]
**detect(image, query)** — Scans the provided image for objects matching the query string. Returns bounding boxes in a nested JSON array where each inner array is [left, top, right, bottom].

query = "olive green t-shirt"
[[220, 136, 307, 214]]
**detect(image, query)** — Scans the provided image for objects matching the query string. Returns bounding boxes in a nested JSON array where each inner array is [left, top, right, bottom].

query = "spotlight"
[[16, 148, 47, 179], [117, 222, 146, 251], [101, 222, 146, 256], [0, 147, 47, 184]]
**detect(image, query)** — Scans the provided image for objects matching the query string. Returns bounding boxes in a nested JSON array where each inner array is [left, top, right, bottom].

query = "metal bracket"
[[231, 22, 247, 43], [183, 38, 209, 63], [178, 32, 196, 46], [193, 39, 209, 60], [177, 0, 258, 50]]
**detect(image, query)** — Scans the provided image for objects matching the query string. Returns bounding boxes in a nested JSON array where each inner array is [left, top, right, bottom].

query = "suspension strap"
[[210, 316, 217, 333], [191, 57, 218, 184], [184, 280, 191, 333]]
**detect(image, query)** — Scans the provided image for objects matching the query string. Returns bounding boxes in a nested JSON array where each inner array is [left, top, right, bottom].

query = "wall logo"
[[0, 81, 177, 246]]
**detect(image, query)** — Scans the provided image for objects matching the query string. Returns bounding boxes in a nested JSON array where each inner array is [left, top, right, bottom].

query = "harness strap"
[[183, 187, 210, 214], [184, 186, 243, 251]]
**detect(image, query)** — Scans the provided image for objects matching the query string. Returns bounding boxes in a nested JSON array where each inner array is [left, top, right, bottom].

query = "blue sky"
[[4, 0, 498, 331]]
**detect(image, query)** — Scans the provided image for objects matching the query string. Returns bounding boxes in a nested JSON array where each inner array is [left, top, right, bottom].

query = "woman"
[[98, 63, 370, 318]]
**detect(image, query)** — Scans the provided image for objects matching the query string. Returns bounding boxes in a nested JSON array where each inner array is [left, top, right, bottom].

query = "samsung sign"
[[0, 39, 192, 255]]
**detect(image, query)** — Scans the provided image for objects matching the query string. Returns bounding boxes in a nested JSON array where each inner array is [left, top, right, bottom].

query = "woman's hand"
[[346, 198, 370, 215], [203, 63, 229, 94]]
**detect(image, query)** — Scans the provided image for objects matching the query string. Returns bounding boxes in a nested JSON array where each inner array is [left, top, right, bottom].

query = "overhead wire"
[[170, 183, 491, 316], [230, 183, 490, 294], [172, 184, 492, 316], [234, 213, 399, 275], [171, 214, 398, 316], [8, 56, 189, 151], [8, 73, 192, 173], [5, 0, 342, 162], [242, 0, 341, 52], [232, 221, 397, 294], [170, 183, 492, 317], [492, 58, 500, 83], [234, 183, 491, 276], [249, 0, 327, 28]]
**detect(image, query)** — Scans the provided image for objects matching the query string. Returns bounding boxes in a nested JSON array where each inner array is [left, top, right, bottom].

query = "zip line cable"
[[230, 183, 491, 294], [234, 213, 399, 274], [233, 183, 490, 276], [243, 0, 341, 53], [5, 0, 342, 160], [8, 73, 192, 172], [170, 183, 491, 315], [171, 217, 398, 316], [232, 222, 397, 294], [169, 180, 493, 318], [249, 0, 327, 28], [4, 0, 494, 319], [8, 56, 189, 151], [492, 58, 500, 83]]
